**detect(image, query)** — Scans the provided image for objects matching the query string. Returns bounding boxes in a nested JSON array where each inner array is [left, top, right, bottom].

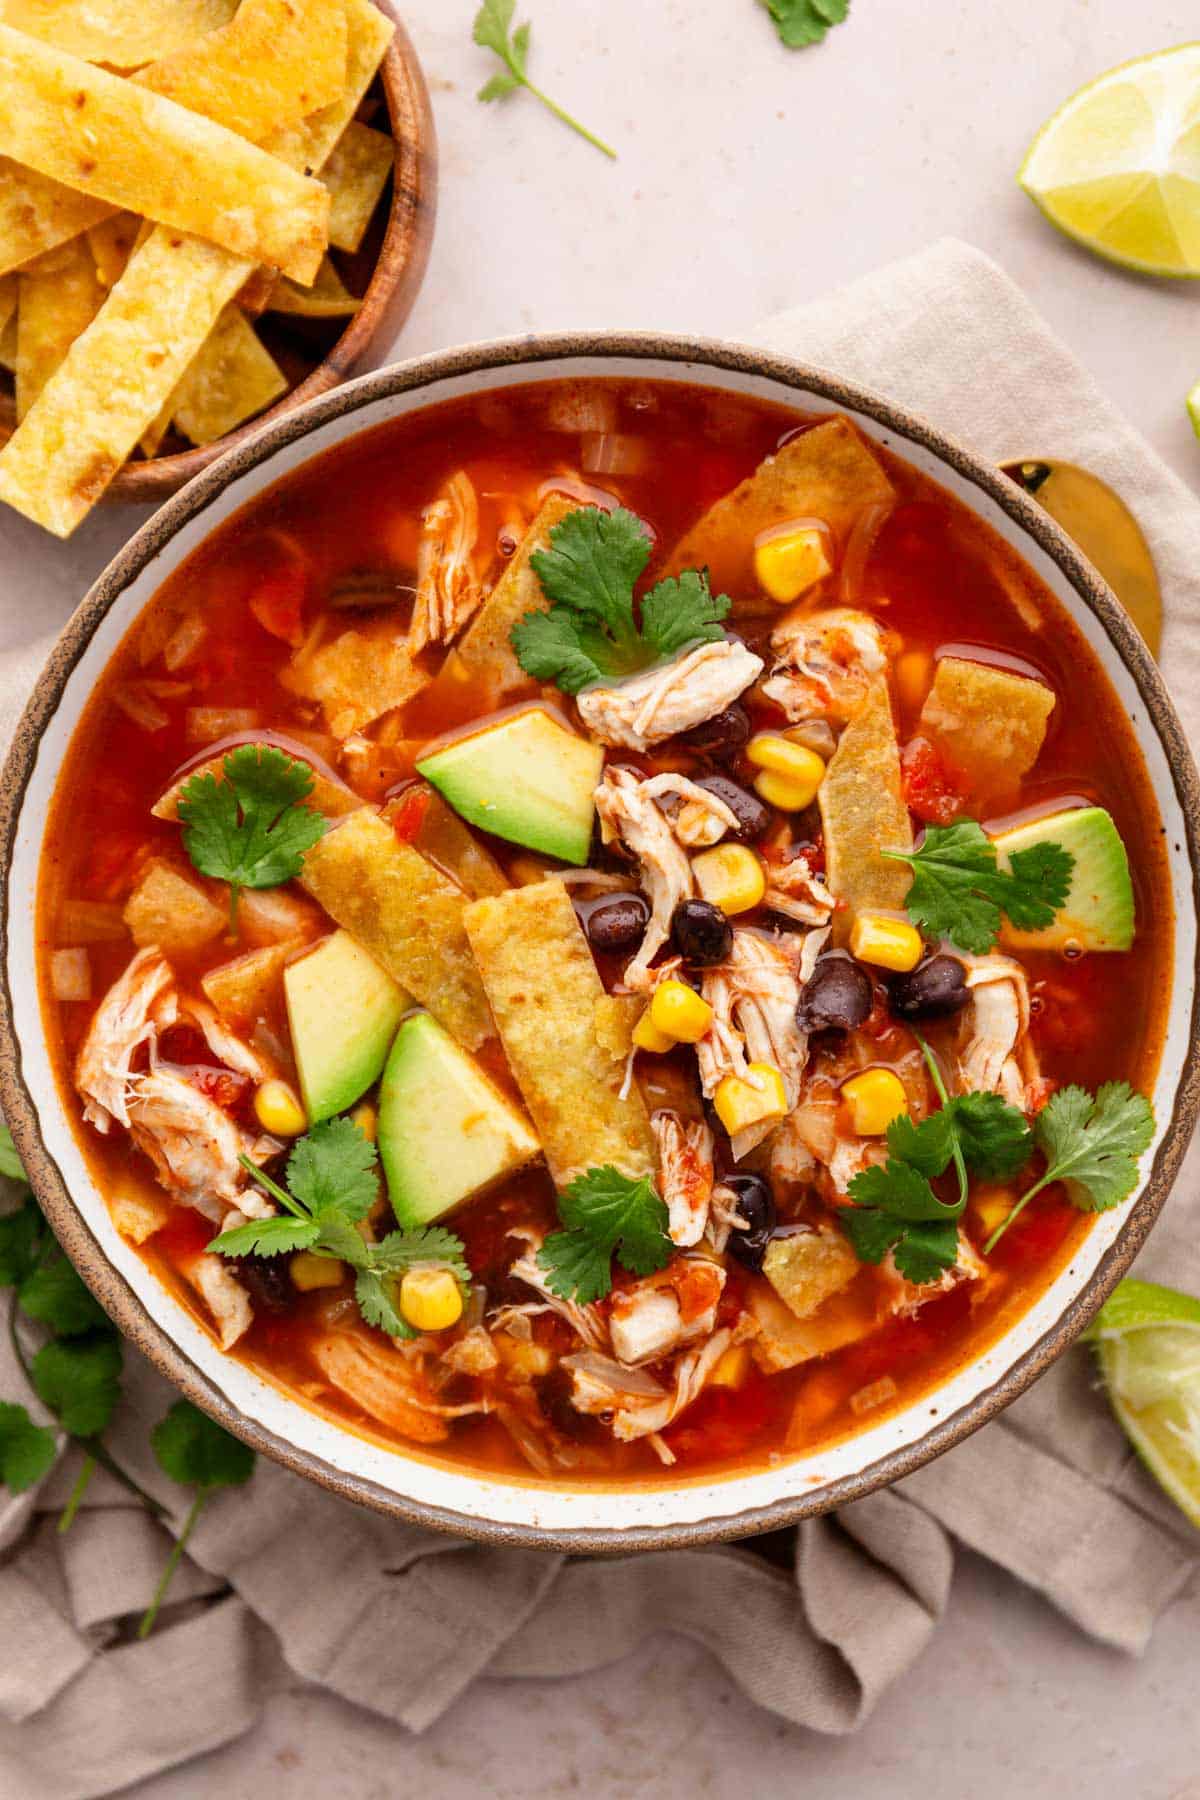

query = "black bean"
[[797, 952, 874, 1033], [671, 898, 733, 966], [724, 1173, 777, 1272], [231, 1254, 295, 1313], [583, 894, 651, 954], [888, 954, 969, 1020], [693, 773, 773, 842], [680, 704, 751, 760]]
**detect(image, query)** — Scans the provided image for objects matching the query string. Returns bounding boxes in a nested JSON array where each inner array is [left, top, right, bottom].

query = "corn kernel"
[[290, 1251, 344, 1291], [746, 736, 825, 812], [895, 649, 933, 715], [849, 912, 924, 972], [399, 1267, 464, 1333], [254, 1079, 307, 1137], [714, 1062, 788, 1135], [709, 1344, 752, 1389], [753, 524, 833, 603], [633, 1008, 677, 1054], [842, 1068, 909, 1136], [691, 843, 766, 915], [650, 978, 713, 1044], [974, 1190, 1014, 1236], [350, 1100, 377, 1143]]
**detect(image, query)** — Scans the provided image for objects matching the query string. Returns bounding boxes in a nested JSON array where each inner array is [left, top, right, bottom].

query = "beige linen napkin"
[[2, 238, 1199, 1799]]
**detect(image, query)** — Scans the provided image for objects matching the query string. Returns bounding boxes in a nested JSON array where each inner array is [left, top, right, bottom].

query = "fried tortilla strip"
[[0, 0, 237, 67], [453, 494, 579, 698], [0, 159, 110, 278], [299, 808, 493, 1050], [201, 938, 304, 1030], [751, 1279, 875, 1375], [264, 0, 394, 176], [281, 622, 430, 740], [0, 310, 15, 369], [323, 120, 393, 254], [268, 256, 360, 320], [818, 679, 913, 926], [171, 304, 287, 446], [152, 748, 362, 824], [86, 212, 140, 287], [0, 271, 16, 338], [918, 655, 1056, 812], [464, 881, 657, 1187], [15, 237, 104, 421], [0, 25, 329, 283], [669, 417, 897, 615], [123, 862, 225, 955]]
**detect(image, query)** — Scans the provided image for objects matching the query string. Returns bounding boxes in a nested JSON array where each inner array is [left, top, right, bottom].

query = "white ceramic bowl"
[[3, 335, 1197, 1551]]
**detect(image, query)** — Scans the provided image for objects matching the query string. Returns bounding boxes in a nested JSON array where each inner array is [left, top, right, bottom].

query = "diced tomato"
[[249, 566, 308, 647], [389, 782, 432, 844], [901, 735, 965, 825]]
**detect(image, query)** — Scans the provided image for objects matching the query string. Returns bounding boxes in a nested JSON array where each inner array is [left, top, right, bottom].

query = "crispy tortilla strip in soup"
[[668, 417, 896, 613], [152, 747, 362, 823], [819, 679, 913, 923], [453, 494, 579, 698], [200, 939, 304, 1031], [282, 626, 430, 742], [918, 655, 1056, 811], [464, 881, 656, 1187], [299, 808, 494, 1051]]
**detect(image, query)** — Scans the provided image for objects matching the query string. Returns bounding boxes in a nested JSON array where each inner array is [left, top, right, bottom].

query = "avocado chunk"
[[284, 930, 408, 1124], [993, 806, 1135, 952], [379, 1012, 541, 1226], [416, 707, 603, 866]]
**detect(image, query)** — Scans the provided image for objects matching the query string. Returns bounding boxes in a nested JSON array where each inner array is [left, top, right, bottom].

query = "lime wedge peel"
[[1086, 1277, 1200, 1530], [1188, 378, 1200, 441], [1019, 43, 1200, 278]]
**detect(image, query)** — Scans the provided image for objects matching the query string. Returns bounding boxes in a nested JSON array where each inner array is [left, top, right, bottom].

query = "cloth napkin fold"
[[3, 237, 1199, 1800]]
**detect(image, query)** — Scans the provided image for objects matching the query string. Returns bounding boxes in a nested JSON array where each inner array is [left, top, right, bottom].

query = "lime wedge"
[[1188, 378, 1200, 440], [1019, 44, 1200, 277], [1085, 1277, 1200, 1528]]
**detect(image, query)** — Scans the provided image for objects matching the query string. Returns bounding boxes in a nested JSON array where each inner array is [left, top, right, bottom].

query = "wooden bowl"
[[0, 0, 436, 506]]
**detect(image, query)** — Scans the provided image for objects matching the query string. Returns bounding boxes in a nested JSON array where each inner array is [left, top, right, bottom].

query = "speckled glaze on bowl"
[[1, 335, 1197, 1552]]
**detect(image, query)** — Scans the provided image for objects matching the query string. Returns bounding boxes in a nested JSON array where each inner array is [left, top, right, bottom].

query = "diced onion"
[[162, 613, 207, 671], [581, 432, 649, 477], [849, 1375, 899, 1417], [544, 387, 618, 435], [185, 707, 261, 745], [50, 947, 91, 1002], [839, 502, 892, 603]]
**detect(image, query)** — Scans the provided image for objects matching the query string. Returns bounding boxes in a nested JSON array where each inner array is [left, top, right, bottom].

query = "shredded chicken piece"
[[639, 772, 742, 849], [563, 1327, 734, 1441], [577, 639, 763, 751], [705, 1181, 746, 1256], [409, 471, 483, 653], [881, 1230, 990, 1318], [697, 929, 811, 1157], [594, 767, 694, 990], [763, 851, 836, 926], [76, 947, 176, 1131], [506, 1251, 609, 1352], [651, 1111, 714, 1247], [127, 1069, 279, 1222], [762, 607, 888, 724], [957, 954, 1037, 1109], [310, 1332, 489, 1442], [608, 1257, 725, 1365], [182, 1253, 253, 1350]]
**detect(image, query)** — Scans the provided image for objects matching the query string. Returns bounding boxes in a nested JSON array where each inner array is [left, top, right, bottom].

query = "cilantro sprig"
[[760, 0, 850, 48], [984, 1083, 1155, 1252], [473, 1, 616, 160], [512, 505, 732, 695], [536, 1165, 673, 1303], [177, 745, 328, 935], [137, 1402, 254, 1639], [843, 1041, 1032, 1283], [213, 1118, 470, 1339], [882, 819, 1073, 955]]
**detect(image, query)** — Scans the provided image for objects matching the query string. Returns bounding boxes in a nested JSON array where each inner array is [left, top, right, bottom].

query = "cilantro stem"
[[7, 1289, 31, 1385], [138, 1490, 206, 1639], [237, 1154, 304, 1218], [916, 1035, 969, 1212], [521, 78, 616, 158], [983, 1171, 1051, 1254], [57, 1453, 94, 1534], [76, 1435, 167, 1516]]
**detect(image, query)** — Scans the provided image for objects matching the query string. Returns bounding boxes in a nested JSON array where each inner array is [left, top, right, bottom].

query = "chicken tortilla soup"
[[38, 380, 1170, 1483]]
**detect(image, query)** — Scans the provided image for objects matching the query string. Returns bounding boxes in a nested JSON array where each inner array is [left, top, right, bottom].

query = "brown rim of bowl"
[[2, 332, 1198, 1555], [0, 0, 438, 506]]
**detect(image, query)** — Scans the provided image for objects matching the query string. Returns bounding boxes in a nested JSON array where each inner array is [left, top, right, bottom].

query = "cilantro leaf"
[[354, 1268, 411, 1338], [371, 1227, 472, 1288], [882, 819, 1073, 954], [207, 1216, 319, 1259], [761, 0, 850, 49], [537, 1165, 672, 1302], [0, 1401, 56, 1494], [885, 1110, 954, 1180], [0, 1198, 46, 1287], [948, 1091, 1034, 1180], [473, 1, 616, 158], [891, 1219, 962, 1285], [839, 1205, 905, 1266], [32, 1332, 122, 1438], [513, 505, 733, 696], [848, 1157, 956, 1222], [151, 1399, 254, 1492], [0, 1123, 28, 1183], [177, 746, 328, 934], [286, 1117, 379, 1224], [983, 1083, 1155, 1251], [19, 1250, 107, 1336]]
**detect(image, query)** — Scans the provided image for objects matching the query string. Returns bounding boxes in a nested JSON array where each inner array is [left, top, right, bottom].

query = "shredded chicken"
[[639, 772, 742, 849], [311, 1332, 490, 1442], [608, 1257, 725, 1365], [76, 948, 176, 1131], [697, 928, 812, 1157], [563, 1327, 734, 1441], [409, 471, 483, 653], [652, 1111, 714, 1247], [506, 1251, 609, 1352], [705, 1181, 747, 1256], [594, 767, 695, 990], [881, 1230, 990, 1318], [128, 1069, 279, 1223], [762, 607, 889, 724], [957, 954, 1038, 1110], [577, 639, 763, 751], [182, 1253, 253, 1350], [763, 851, 836, 926]]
